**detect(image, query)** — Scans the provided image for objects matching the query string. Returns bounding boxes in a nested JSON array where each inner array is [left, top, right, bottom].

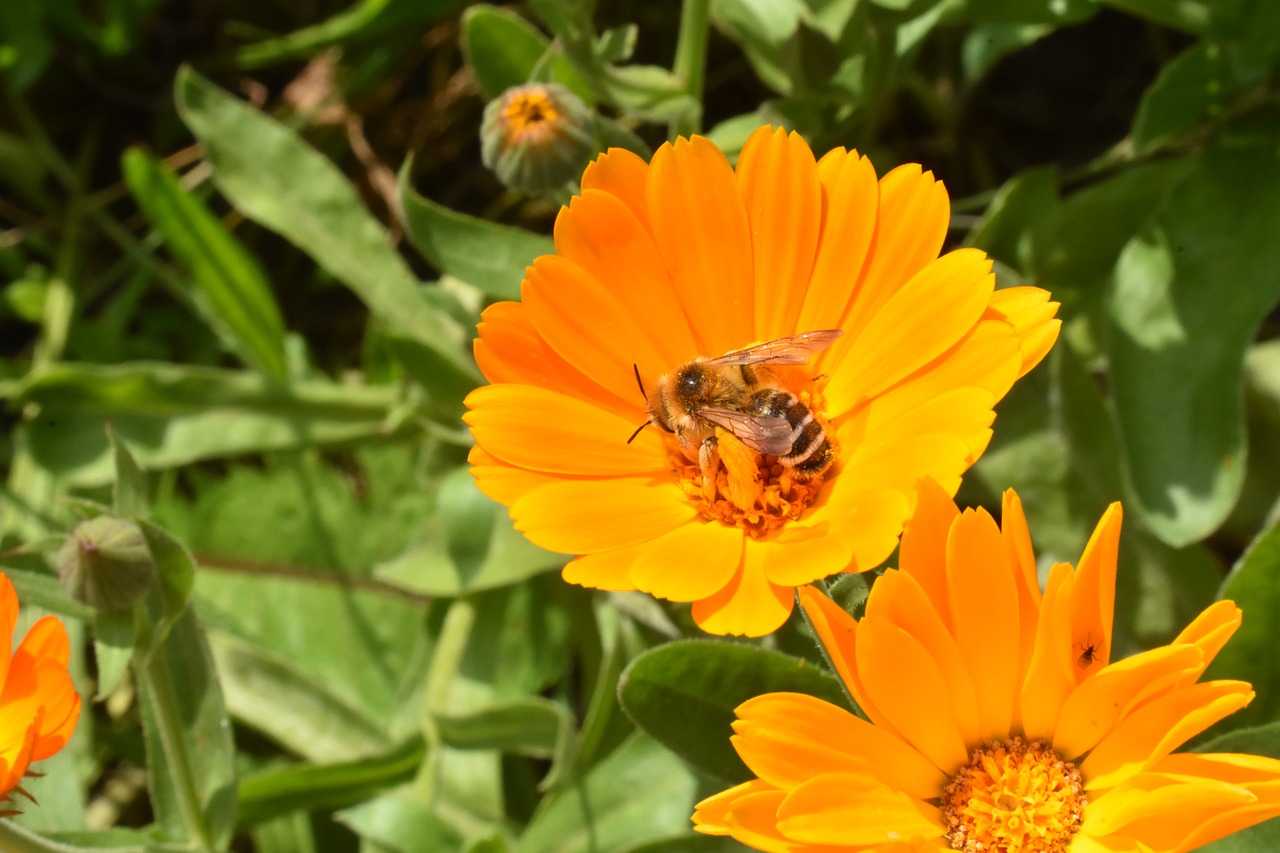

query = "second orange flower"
[[465, 125, 1061, 636]]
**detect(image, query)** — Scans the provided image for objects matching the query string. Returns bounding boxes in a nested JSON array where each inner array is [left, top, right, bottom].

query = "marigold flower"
[[694, 480, 1280, 851], [0, 572, 81, 810], [464, 126, 1060, 636]]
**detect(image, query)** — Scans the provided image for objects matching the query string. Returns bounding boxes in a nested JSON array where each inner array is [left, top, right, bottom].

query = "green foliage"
[[3, 0, 1280, 849]]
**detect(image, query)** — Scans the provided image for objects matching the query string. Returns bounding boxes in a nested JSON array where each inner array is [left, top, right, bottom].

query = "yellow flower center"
[[501, 90, 560, 138], [672, 386, 833, 539], [941, 738, 1087, 853]]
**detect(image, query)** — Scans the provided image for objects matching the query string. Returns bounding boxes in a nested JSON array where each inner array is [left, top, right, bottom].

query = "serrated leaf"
[[618, 640, 847, 781]]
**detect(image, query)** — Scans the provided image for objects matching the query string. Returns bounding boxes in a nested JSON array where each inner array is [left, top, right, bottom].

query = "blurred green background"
[[2, 0, 1280, 850]]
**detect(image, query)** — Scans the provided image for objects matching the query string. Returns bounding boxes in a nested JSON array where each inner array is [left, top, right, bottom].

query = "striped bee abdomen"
[[746, 388, 833, 479]]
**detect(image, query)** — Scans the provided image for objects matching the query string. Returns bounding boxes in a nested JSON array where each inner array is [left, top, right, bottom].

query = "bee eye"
[[678, 372, 703, 394]]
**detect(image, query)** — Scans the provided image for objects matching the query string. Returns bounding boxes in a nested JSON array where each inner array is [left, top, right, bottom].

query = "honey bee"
[[629, 330, 843, 485]]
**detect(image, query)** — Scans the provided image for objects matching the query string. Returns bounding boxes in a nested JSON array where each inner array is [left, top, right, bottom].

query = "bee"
[[1075, 637, 1101, 669], [629, 330, 843, 486]]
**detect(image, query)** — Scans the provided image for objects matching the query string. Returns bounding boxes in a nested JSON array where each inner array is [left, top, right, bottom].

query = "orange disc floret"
[[465, 125, 1061, 637], [0, 572, 81, 809], [694, 481, 1280, 851]]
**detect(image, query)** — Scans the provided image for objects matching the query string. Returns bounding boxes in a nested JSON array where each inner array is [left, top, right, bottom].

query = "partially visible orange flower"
[[465, 125, 1060, 636], [694, 480, 1280, 852], [0, 572, 81, 809]]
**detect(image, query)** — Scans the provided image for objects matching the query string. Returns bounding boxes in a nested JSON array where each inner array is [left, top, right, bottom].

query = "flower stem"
[[671, 0, 711, 138]]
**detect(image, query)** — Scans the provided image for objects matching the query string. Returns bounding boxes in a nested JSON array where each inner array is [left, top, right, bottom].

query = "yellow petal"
[[562, 543, 648, 591], [693, 778, 776, 836], [1169, 599, 1242, 686], [510, 477, 696, 554], [984, 285, 1062, 379], [1081, 681, 1255, 789], [776, 772, 945, 846], [827, 249, 995, 412], [759, 525, 852, 587], [464, 384, 668, 475], [691, 538, 793, 637], [630, 521, 744, 602]]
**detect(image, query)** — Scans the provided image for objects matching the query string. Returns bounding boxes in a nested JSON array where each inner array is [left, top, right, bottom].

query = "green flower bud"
[[55, 516, 156, 610], [480, 83, 595, 195]]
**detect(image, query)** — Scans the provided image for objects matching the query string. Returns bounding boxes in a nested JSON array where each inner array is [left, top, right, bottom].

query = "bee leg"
[[699, 436, 720, 503]]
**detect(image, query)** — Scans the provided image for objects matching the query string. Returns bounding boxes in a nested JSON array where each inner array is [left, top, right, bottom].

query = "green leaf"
[[122, 148, 288, 379], [14, 361, 419, 485], [174, 67, 478, 399], [436, 698, 571, 758], [236, 0, 470, 68], [397, 162, 553, 301], [339, 793, 469, 853], [1107, 129, 1280, 545], [618, 640, 848, 781], [516, 734, 699, 853], [460, 6, 588, 101], [1205, 519, 1280, 729], [197, 569, 428, 762], [237, 737, 426, 827], [601, 65, 701, 125], [375, 468, 564, 596]]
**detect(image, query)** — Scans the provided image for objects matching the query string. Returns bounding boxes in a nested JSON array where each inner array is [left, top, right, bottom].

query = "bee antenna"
[[626, 419, 652, 445], [632, 363, 646, 399]]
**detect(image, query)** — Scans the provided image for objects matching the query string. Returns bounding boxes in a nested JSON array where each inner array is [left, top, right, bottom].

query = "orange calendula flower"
[[465, 125, 1061, 636], [0, 572, 81, 810], [694, 480, 1280, 851]]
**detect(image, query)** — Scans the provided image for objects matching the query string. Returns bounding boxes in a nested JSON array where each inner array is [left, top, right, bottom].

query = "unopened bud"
[[55, 516, 156, 610], [480, 83, 595, 195]]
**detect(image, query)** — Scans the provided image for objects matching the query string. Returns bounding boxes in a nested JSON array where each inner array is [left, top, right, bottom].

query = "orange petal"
[[509, 476, 696, 554], [797, 586, 893, 739], [562, 543, 646, 592], [1071, 503, 1122, 681], [468, 446, 565, 506], [1051, 644, 1203, 760], [15, 616, 70, 668], [826, 249, 995, 413], [552, 189, 700, 368], [474, 301, 636, 420], [1001, 489, 1042, 678], [839, 164, 950, 346], [722, 788, 802, 853], [759, 526, 851, 587], [1081, 680, 1255, 789], [985, 286, 1062, 379], [691, 538, 793, 637], [1020, 563, 1078, 742], [868, 571, 981, 747], [946, 507, 1020, 742], [1169, 599, 1242, 686], [465, 384, 668, 476], [1083, 775, 1254, 840], [898, 477, 960, 625], [521, 254, 678, 408], [630, 521, 743, 602], [735, 127, 821, 341], [797, 148, 879, 338], [856, 613, 969, 773], [732, 692, 946, 801], [0, 575, 16, 686], [29, 664, 78, 760], [776, 772, 945, 846], [693, 778, 777, 836], [579, 147, 651, 229], [647, 136, 755, 355]]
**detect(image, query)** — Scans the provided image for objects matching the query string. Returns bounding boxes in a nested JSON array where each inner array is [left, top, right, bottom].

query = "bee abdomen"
[[747, 389, 833, 478]]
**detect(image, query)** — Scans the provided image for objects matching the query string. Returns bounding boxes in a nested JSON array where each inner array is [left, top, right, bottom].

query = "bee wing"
[[706, 329, 844, 367], [701, 408, 795, 456]]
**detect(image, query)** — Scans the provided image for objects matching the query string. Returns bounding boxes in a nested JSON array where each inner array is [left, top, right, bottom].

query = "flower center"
[[672, 386, 833, 539], [502, 90, 559, 136], [941, 737, 1087, 853]]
